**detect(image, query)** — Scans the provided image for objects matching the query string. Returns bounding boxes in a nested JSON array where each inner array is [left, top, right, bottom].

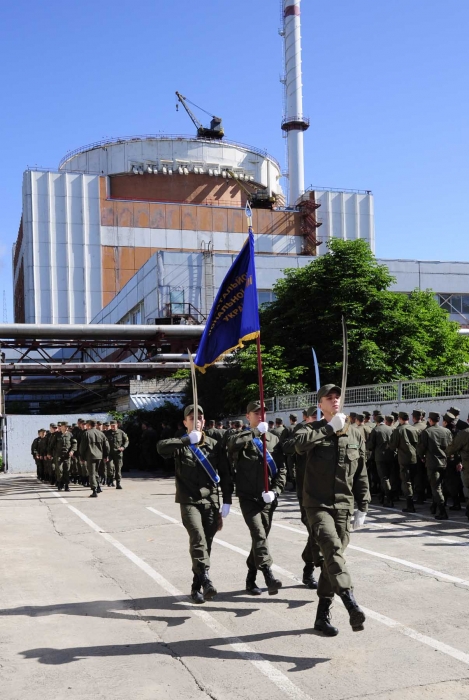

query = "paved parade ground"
[[1, 473, 469, 700]]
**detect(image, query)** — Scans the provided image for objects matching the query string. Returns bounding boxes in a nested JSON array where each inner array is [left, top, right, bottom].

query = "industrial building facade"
[[12, 135, 375, 325]]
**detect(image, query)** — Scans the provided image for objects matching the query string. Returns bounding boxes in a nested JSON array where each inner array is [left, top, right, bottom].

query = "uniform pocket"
[[346, 447, 359, 462]]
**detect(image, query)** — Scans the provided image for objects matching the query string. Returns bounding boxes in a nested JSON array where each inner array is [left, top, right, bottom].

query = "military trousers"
[[376, 460, 392, 495], [399, 461, 416, 497], [306, 507, 353, 599], [37, 458, 45, 480], [239, 498, 276, 570], [56, 457, 71, 486], [180, 502, 219, 575], [445, 461, 463, 503], [427, 465, 445, 505], [109, 450, 123, 482], [85, 459, 100, 490], [461, 466, 469, 505], [297, 495, 324, 568]]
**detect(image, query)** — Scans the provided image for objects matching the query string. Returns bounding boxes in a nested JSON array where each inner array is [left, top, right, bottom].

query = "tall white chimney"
[[281, 0, 309, 205]]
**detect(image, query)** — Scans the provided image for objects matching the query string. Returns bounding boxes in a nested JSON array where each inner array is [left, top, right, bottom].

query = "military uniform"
[[157, 404, 232, 602], [53, 425, 77, 490], [79, 426, 110, 495], [445, 426, 469, 520], [367, 421, 393, 503], [388, 413, 419, 511], [37, 432, 48, 481], [228, 408, 286, 589], [282, 417, 324, 585], [417, 413, 452, 518], [45, 426, 59, 484], [31, 435, 41, 478], [294, 384, 370, 635], [107, 426, 129, 487]]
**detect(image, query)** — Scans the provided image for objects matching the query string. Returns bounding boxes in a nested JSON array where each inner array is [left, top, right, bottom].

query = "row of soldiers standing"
[[31, 419, 129, 496]]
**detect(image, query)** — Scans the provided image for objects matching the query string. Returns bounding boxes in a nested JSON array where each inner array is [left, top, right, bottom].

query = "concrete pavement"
[[1, 473, 469, 700]]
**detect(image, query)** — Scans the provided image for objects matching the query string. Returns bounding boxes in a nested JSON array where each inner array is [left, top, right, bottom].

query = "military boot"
[[449, 500, 461, 511], [89, 488, 98, 498], [384, 494, 394, 508], [64, 484, 70, 492], [302, 563, 318, 590], [339, 589, 366, 631], [246, 568, 262, 596], [109, 480, 115, 487], [96, 484, 102, 494], [465, 504, 469, 521], [190, 574, 204, 604], [57, 482, 63, 491], [402, 497, 415, 513], [430, 502, 437, 515], [314, 598, 339, 636], [435, 504, 448, 520], [199, 570, 217, 600], [116, 480, 122, 490], [260, 565, 282, 595]]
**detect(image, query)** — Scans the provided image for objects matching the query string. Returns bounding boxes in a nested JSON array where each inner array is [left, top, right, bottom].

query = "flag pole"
[[245, 202, 270, 495]]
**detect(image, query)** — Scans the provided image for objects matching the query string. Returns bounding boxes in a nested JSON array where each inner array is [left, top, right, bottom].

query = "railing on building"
[[304, 185, 373, 196], [58, 134, 282, 171], [273, 373, 469, 411]]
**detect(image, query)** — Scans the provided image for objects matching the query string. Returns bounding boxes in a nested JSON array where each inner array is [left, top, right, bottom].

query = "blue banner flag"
[[195, 231, 260, 372]]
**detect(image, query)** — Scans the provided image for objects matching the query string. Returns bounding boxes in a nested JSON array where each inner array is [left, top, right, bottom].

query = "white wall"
[[4, 413, 112, 474], [20, 170, 102, 323], [314, 190, 375, 254]]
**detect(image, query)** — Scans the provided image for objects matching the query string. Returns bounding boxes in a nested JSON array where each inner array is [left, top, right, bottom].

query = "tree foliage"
[[261, 239, 469, 387]]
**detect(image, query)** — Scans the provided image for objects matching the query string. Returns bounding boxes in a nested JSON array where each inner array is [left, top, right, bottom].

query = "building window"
[[169, 289, 185, 314], [258, 290, 277, 306], [438, 294, 469, 315], [120, 303, 143, 325]]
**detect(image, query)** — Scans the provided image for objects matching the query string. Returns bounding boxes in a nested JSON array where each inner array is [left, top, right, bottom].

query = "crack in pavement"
[[339, 675, 469, 700]]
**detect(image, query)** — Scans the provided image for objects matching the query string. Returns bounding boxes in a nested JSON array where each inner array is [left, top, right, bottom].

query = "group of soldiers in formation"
[[29, 393, 469, 637], [31, 419, 129, 496]]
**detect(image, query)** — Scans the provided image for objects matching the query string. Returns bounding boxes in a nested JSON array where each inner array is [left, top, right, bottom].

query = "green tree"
[[261, 239, 469, 387], [173, 346, 308, 417]]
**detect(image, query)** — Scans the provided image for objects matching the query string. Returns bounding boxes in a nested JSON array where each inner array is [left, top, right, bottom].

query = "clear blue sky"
[[1, 0, 468, 322]]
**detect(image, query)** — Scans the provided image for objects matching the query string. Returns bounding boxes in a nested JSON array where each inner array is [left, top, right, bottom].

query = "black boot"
[[402, 496, 416, 513], [384, 494, 394, 508], [466, 505, 469, 521], [190, 574, 204, 604], [116, 480, 122, 489], [435, 504, 448, 520], [57, 482, 63, 491], [449, 500, 461, 511], [89, 488, 98, 498], [378, 492, 385, 505], [96, 484, 102, 494], [430, 502, 437, 515], [246, 568, 262, 596], [64, 484, 70, 492], [339, 589, 366, 631], [261, 565, 282, 595], [314, 598, 339, 636], [302, 564, 318, 590], [199, 570, 217, 600]]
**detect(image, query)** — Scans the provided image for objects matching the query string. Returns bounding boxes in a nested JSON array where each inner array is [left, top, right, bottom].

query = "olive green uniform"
[[31, 437, 41, 477], [157, 433, 232, 576], [446, 428, 469, 510], [388, 423, 419, 497], [295, 421, 370, 599], [46, 431, 59, 483], [417, 426, 452, 505], [283, 421, 324, 569], [79, 428, 110, 490], [37, 435, 48, 480], [107, 428, 129, 484], [366, 423, 393, 496], [228, 429, 286, 571], [54, 432, 78, 487]]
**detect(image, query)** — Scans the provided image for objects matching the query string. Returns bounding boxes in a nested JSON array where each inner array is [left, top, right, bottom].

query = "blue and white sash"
[[252, 437, 278, 478], [189, 444, 220, 485]]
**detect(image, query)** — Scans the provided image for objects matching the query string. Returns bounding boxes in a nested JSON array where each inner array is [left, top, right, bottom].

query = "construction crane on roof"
[[175, 92, 224, 140]]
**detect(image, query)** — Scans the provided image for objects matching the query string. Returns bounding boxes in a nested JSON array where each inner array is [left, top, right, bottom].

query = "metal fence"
[[273, 373, 469, 411]]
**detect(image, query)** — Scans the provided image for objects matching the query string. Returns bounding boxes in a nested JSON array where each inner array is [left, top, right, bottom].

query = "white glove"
[[257, 421, 268, 434], [262, 490, 276, 504], [221, 504, 231, 518], [328, 413, 347, 432], [351, 510, 367, 530], [188, 430, 202, 444]]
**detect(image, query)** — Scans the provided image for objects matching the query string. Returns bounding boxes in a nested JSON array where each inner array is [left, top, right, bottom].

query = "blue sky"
[[1, 0, 468, 321]]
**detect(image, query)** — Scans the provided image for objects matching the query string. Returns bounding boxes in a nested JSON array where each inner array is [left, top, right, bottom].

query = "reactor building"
[[12, 0, 376, 327]]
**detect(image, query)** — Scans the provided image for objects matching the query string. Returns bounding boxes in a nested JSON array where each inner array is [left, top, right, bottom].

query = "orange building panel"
[[118, 268, 135, 289], [134, 247, 153, 269], [212, 208, 228, 231], [102, 291, 115, 307], [196, 206, 213, 232], [102, 246, 116, 270], [134, 202, 150, 228], [116, 201, 133, 227], [149, 202, 166, 229], [103, 267, 117, 293], [181, 205, 197, 230], [119, 247, 135, 270], [165, 204, 181, 230], [227, 209, 244, 234], [101, 202, 115, 226]]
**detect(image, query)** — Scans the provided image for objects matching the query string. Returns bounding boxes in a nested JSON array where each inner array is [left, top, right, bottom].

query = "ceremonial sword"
[[339, 315, 348, 413]]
